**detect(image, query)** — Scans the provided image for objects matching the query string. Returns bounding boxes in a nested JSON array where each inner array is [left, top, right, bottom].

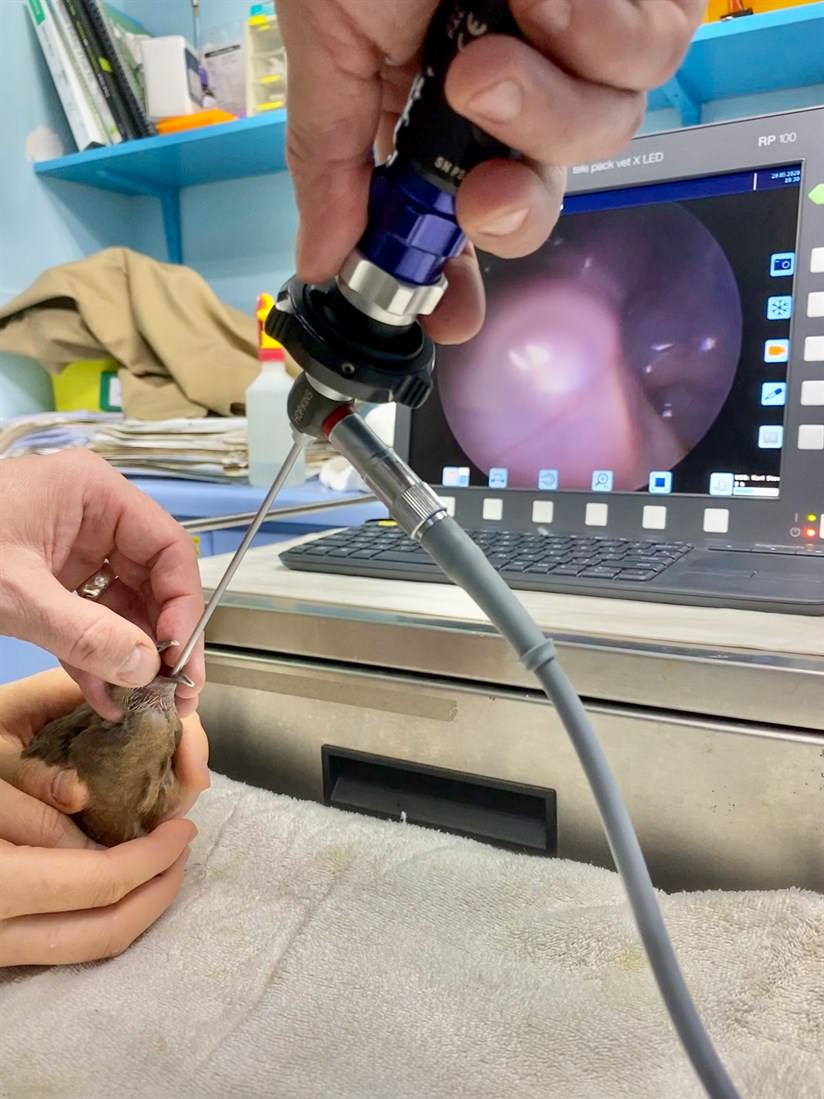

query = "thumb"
[[9, 574, 160, 688], [0, 752, 89, 819], [0, 782, 97, 848]]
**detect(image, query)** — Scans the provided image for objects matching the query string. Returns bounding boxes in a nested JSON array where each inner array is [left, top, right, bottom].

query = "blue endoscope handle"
[[356, 2, 525, 287], [393, 0, 523, 194]]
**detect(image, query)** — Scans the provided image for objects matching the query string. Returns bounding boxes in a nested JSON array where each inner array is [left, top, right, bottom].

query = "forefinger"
[[93, 473, 205, 699], [511, 0, 705, 92], [0, 670, 84, 747], [0, 848, 189, 966], [0, 819, 196, 920]]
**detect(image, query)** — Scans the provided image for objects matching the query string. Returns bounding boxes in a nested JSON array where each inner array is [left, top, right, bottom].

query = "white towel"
[[1, 773, 822, 1099]]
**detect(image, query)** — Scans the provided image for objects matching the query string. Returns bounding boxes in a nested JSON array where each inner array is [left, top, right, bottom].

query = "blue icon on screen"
[[758, 425, 784, 449], [770, 252, 796, 277], [766, 296, 793, 320], [709, 472, 734, 496], [488, 467, 508, 489], [761, 382, 787, 407], [442, 466, 470, 488], [538, 469, 559, 491], [648, 471, 672, 494], [592, 470, 614, 492]]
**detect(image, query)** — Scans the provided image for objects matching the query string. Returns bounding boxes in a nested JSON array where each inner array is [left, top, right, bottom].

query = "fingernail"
[[52, 767, 79, 808], [466, 79, 522, 124], [117, 644, 158, 686], [530, 0, 573, 31], [477, 207, 529, 237]]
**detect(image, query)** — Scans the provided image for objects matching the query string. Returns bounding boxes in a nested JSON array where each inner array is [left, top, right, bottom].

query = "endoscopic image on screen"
[[409, 164, 801, 497]]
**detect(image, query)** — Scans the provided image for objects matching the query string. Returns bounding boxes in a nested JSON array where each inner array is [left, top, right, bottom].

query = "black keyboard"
[[280, 523, 693, 590]]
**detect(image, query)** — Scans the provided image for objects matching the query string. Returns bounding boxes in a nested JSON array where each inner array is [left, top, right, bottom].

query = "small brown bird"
[[22, 644, 189, 847]]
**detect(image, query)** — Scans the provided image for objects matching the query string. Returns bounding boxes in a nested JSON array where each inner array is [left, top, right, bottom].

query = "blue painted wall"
[[120, 0, 299, 312], [0, 2, 153, 415]]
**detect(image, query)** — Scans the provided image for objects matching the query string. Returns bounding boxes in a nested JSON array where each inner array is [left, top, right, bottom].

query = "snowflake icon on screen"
[[766, 296, 793, 321]]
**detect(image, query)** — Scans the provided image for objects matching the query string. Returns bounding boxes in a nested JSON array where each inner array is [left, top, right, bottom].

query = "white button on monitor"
[[798, 424, 824, 450], [808, 291, 824, 318], [801, 380, 824, 406], [703, 508, 729, 534], [482, 498, 503, 521], [811, 247, 824, 274], [532, 501, 554, 524], [585, 503, 608, 527], [438, 495, 456, 516], [804, 336, 824, 362], [642, 505, 667, 531]]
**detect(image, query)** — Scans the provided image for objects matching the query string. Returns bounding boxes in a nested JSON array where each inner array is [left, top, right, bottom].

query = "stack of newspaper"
[[89, 417, 249, 481], [0, 412, 332, 482]]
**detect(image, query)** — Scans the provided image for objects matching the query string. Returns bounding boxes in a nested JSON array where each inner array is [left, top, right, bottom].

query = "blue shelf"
[[34, 111, 287, 262], [649, 3, 824, 124], [32, 6, 824, 258]]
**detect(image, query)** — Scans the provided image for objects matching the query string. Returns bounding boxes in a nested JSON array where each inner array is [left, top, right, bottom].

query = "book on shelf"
[[25, 0, 109, 150], [97, 2, 153, 125], [61, 0, 137, 139], [47, 0, 122, 145], [85, 0, 156, 139]]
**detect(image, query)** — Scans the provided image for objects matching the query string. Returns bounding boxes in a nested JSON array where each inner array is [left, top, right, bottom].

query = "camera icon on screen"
[[770, 252, 796, 277]]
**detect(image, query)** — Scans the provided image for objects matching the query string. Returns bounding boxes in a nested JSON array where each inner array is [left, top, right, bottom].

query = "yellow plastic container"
[[51, 358, 122, 413]]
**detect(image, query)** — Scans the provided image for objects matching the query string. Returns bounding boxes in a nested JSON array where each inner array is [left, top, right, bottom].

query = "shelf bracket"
[[659, 74, 701, 127], [95, 169, 183, 264]]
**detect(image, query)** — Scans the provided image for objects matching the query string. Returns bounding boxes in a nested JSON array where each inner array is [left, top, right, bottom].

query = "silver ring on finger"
[[76, 560, 118, 601]]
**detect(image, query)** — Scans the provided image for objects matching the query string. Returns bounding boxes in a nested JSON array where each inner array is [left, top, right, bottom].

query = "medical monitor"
[[395, 107, 824, 548]]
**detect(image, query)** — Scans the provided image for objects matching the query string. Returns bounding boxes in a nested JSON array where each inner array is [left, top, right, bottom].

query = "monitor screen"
[[408, 162, 803, 500]]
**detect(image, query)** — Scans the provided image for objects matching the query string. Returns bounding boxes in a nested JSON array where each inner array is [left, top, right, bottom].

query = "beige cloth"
[[0, 248, 266, 419]]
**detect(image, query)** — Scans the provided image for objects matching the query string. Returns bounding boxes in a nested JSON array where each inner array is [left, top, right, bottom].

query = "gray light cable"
[[325, 411, 742, 1099], [181, 405, 741, 1099]]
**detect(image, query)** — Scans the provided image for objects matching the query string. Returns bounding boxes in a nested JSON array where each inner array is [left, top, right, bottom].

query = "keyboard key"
[[373, 551, 430, 564], [551, 564, 585, 576], [617, 569, 657, 581], [581, 566, 621, 579], [621, 558, 665, 570]]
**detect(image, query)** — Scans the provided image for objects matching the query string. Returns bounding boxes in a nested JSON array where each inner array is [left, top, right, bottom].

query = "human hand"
[[0, 670, 210, 830], [0, 791, 194, 966], [0, 450, 204, 719], [277, 0, 704, 343], [0, 671, 203, 966]]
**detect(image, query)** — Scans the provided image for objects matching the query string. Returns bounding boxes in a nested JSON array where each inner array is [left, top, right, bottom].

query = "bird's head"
[[107, 675, 182, 716]]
